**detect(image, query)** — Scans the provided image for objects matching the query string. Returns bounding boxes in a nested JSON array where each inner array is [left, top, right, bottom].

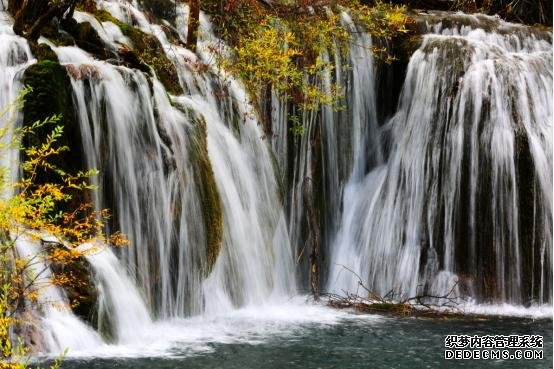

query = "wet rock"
[[22, 60, 88, 212]]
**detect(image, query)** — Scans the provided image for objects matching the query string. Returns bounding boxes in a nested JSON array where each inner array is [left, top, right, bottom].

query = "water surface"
[[40, 304, 552, 369]]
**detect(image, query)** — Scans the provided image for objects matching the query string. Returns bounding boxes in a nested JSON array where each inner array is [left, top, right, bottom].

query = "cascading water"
[[0, 2, 34, 193], [272, 12, 381, 286], [327, 13, 552, 306], [13, 235, 104, 354], [0, 6, 109, 356], [80, 243, 152, 343], [44, 0, 295, 327]]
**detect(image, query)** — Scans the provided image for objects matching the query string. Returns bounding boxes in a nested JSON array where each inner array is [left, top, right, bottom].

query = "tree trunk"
[[186, 0, 200, 52], [303, 177, 320, 301]]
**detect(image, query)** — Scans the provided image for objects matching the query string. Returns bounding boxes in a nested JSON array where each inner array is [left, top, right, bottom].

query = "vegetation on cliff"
[[203, 0, 411, 114], [0, 91, 127, 367]]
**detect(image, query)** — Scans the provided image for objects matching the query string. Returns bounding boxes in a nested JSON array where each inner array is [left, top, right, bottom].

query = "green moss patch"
[[120, 24, 182, 95], [189, 115, 224, 275], [34, 43, 59, 63]]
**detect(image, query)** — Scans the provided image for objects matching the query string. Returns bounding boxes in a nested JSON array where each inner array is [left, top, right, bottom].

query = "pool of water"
[[38, 302, 552, 369]]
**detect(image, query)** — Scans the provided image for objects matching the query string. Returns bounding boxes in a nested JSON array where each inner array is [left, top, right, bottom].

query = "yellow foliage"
[[0, 88, 124, 368], [220, 18, 303, 102], [212, 0, 411, 131]]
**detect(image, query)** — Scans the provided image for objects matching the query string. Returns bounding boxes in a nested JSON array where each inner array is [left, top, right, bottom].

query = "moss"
[[34, 43, 59, 63], [94, 9, 183, 95], [119, 24, 183, 95], [23, 62, 70, 119], [94, 9, 121, 24], [22, 61, 74, 144], [39, 23, 75, 47], [117, 22, 132, 34], [69, 21, 113, 59], [91, 8, 182, 94], [189, 115, 224, 275], [77, 8, 180, 94]]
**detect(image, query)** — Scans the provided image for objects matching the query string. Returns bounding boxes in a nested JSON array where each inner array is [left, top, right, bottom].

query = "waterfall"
[[13, 235, 104, 354], [0, 0, 552, 358], [43, 0, 295, 326], [269, 12, 382, 287], [80, 243, 152, 343], [0, 4, 34, 194], [0, 6, 109, 356], [327, 13, 552, 305]]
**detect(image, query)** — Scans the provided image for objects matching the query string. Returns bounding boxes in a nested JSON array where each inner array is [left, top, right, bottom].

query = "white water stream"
[[0, 3, 34, 195], [327, 13, 552, 305]]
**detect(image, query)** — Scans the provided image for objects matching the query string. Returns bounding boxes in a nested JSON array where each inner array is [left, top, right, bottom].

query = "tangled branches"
[[321, 265, 468, 318]]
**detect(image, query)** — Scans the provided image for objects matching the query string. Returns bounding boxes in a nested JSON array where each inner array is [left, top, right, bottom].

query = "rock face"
[[139, 0, 177, 24], [118, 24, 183, 95], [22, 60, 82, 174], [22, 60, 90, 212]]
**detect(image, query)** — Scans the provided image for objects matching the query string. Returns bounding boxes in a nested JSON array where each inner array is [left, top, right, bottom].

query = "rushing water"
[[13, 236, 104, 354], [0, 3, 34, 194], [39, 0, 295, 340], [327, 13, 553, 305], [0, 0, 551, 363]]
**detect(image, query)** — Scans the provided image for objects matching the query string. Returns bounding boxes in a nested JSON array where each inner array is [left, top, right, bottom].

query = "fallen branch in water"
[[320, 264, 470, 318]]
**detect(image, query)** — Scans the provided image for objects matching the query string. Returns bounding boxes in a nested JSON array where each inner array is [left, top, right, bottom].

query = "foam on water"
[[461, 303, 553, 319], [35, 296, 550, 360], [37, 298, 380, 358]]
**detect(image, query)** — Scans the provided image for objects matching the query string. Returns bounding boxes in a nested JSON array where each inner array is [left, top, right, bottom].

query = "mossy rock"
[[119, 24, 183, 95], [34, 43, 59, 63], [22, 60, 88, 211], [92, 8, 182, 95], [67, 21, 113, 60], [189, 115, 224, 275], [94, 9, 121, 24], [22, 60, 75, 149], [39, 23, 75, 47]]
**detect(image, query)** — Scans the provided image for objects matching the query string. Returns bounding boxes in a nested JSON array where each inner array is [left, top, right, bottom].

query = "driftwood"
[[321, 265, 473, 318]]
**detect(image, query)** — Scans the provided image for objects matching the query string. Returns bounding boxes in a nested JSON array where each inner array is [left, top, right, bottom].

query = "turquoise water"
[[40, 310, 552, 369]]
